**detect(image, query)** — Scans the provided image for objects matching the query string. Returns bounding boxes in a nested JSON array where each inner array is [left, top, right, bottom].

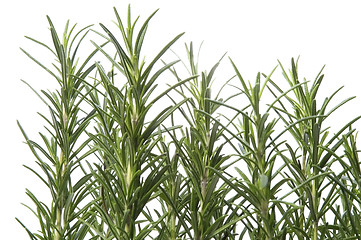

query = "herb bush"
[[17, 5, 361, 240]]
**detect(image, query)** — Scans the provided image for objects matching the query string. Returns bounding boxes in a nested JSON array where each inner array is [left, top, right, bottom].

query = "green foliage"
[[17, 5, 361, 240]]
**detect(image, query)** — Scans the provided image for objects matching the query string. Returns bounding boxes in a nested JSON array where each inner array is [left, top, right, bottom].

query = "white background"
[[1, 0, 361, 238]]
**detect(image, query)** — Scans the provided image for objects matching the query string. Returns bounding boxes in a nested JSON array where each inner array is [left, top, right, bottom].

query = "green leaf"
[[141, 32, 184, 80]]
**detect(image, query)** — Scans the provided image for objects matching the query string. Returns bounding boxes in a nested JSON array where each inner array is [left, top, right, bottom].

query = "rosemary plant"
[[17, 17, 98, 240], [18, 5, 361, 240]]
